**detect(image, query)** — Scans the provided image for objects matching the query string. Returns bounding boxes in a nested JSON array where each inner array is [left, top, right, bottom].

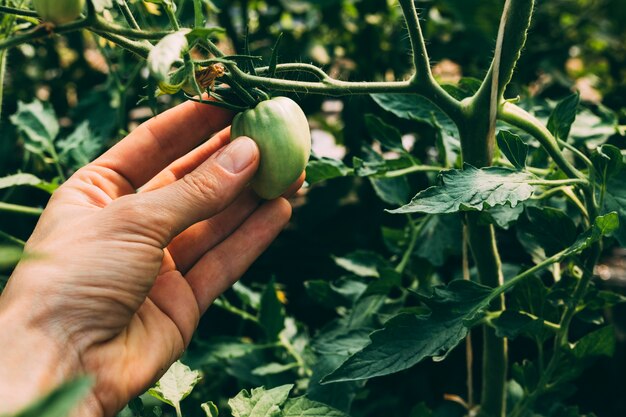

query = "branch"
[[472, 0, 535, 107], [0, 18, 89, 51], [397, 0, 432, 86], [0, 5, 38, 18], [499, 102, 585, 180]]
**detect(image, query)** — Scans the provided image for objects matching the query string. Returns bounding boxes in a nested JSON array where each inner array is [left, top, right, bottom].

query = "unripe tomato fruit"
[[231, 97, 311, 200], [33, 0, 85, 25]]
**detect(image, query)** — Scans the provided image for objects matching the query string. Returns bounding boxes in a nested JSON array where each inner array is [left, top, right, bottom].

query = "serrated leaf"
[[147, 361, 201, 408], [322, 280, 493, 383], [228, 385, 292, 417], [9, 100, 59, 156], [388, 165, 535, 214], [56, 122, 103, 170], [497, 130, 528, 169]]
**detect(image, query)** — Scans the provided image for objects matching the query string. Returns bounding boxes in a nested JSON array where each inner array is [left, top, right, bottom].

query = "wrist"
[[0, 292, 79, 414]]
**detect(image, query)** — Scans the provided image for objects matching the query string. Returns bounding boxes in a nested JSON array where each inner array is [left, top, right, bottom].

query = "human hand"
[[0, 100, 303, 416]]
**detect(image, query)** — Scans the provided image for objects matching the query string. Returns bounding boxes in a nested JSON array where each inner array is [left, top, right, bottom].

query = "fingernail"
[[215, 137, 257, 174]]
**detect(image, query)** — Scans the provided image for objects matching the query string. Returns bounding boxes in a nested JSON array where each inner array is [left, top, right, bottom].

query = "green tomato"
[[33, 0, 85, 25], [231, 97, 311, 200]]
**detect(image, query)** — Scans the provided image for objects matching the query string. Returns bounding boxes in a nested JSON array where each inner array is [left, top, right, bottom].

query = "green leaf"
[[201, 401, 220, 417], [364, 114, 406, 154], [306, 158, 352, 185], [368, 176, 410, 206], [0, 173, 57, 193], [147, 361, 201, 408], [56, 122, 103, 170], [352, 155, 414, 177], [563, 212, 619, 258], [571, 325, 615, 359], [228, 384, 292, 417], [492, 310, 546, 340], [570, 105, 619, 146], [282, 396, 351, 417], [185, 27, 226, 45], [9, 100, 59, 156], [371, 93, 460, 164], [496, 130, 528, 169], [11, 377, 92, 417], [518, 207, 577, 255], [388, 165, 534, 214], [258, 278, 286, 341], [547, 92, 580, 142], [332, 250, 391, 277], [605, 168, 626, 245], [185, 337, 262, 369], [321, 280, 493, 383], [413, 215, 462, 267], [148, 30, 191, 81], [304, 278, 367, 309], [591, 144, 623, 184], [251, 362, 298, 376], [232, 281, 262, 310]]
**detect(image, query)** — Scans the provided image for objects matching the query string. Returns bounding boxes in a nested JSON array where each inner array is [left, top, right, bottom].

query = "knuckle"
[[180, 170, 221, 203]]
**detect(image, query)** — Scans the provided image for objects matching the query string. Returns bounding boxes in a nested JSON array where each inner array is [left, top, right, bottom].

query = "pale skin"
[[0, 99, 304, 416]]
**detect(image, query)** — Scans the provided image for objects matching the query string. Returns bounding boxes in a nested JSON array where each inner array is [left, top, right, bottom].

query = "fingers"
[[140, 127, 232, 193], [185, 198, 292, 314], [167, 189, 261, 274], [119, 137, 260, 245], [93, 100, 233, 190]]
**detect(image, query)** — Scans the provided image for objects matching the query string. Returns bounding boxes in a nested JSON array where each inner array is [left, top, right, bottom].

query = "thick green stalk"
[[0, 49, 6, 121], [466, 216, 507, 417], [461, 2, 536, 416]]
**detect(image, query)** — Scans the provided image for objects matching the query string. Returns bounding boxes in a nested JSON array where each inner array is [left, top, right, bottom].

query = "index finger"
[[93, 99, 233, 190]]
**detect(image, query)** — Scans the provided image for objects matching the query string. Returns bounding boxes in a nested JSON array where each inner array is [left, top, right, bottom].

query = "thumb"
[[126, 137, 260, 244]]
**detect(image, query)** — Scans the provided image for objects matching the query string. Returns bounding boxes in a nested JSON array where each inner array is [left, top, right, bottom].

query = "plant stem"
[[0, 49, 5, 121], [0, 230, 26, 246], [382, 164, 442, 178], [397, 0, 433, 86], [462, 225, 475, 408], [395, 215, 422, 274], [115, 0, 140, 30], [499, 102, 585, 180], [0, 5, 38, 18], [466, 217, 507, 417], [0, 202, 43, 216]]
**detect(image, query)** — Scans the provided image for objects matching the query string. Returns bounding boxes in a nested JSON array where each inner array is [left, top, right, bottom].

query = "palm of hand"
[[1, 100, 300, 417]]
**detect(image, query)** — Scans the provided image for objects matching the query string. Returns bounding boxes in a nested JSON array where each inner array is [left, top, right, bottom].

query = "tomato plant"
[[1, 1, 625, 417]]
